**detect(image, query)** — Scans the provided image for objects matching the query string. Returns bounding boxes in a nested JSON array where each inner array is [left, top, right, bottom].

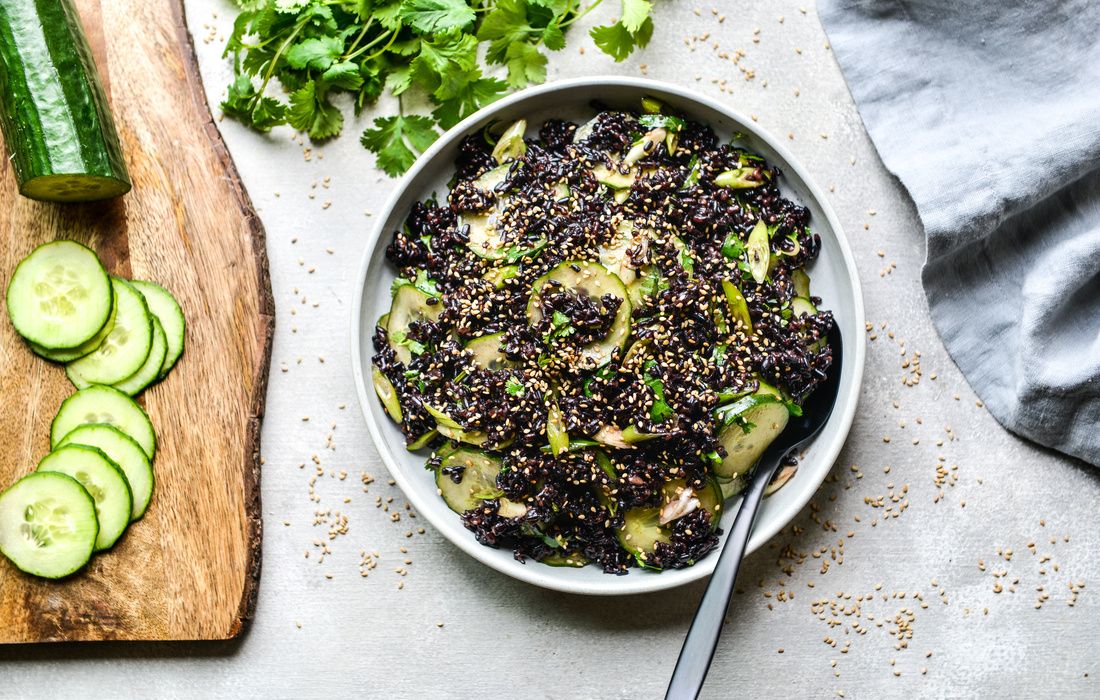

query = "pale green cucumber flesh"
[[128, 280, 185, 379], [5, 240, 113, 349], [386, 285, 443, 365], [37, 445, 131, 552], [51, 385, 156, 460], [30, 291, 117, 363], [57, 423, 153, 521], [715, 401, 790, 480], [526, 260, 631, 364], [435, 448, 502, 514], [66, 278, 153, 387], [0, 472, 98, 578], [112, 316, 167, 396]]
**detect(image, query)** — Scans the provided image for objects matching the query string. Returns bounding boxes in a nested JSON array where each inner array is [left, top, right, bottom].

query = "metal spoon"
[[666, 325, 844, 700]]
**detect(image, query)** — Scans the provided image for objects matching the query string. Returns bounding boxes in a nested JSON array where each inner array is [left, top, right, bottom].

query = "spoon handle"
[[665, 445, 786, 700]]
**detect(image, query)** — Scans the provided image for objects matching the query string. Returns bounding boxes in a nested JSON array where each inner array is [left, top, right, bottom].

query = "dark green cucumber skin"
[[0, 0, 130, 200]]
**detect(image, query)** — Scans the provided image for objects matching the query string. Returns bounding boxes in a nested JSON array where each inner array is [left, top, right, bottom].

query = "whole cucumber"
[[0, 0, 130, 202]]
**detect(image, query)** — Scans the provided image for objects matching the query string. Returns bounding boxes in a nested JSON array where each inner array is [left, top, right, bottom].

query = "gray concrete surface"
[[2, 1, 1098, 697]]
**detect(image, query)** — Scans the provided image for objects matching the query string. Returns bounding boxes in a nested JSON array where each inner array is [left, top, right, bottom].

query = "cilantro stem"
[[558, 0, 606, 28], [361, 27, 402, 62], [251, 19, 307, 112], [341, 17, 375, 59]]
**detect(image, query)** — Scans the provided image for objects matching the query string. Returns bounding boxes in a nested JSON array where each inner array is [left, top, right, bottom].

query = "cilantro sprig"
[[222, 0, 658, 177]]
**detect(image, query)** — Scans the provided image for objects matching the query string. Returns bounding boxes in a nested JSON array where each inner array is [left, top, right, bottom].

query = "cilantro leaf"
[[505, 42, 548, 89], [223, 0, 666, 177], [431, 76, 508, 129], [620, 0, 652, 35], [322, 61, 364, 90], [542, 22, 566, 50], [722, 232, 746, 260], [287, 80, 343, 140], [285, 36, 343, 71], [398, 0, 476, 33], [477, 0, 533, 64], [590, 23, 634, 62], [505, 376, 526, 397], [389, 330, 427, 356], [642, 360, 674, 422], [412, 30, 480, 100], [361, 115, 440, 176]]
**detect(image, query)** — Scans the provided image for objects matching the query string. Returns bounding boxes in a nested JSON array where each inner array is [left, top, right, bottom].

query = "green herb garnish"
[[222, 0, 659, 176]]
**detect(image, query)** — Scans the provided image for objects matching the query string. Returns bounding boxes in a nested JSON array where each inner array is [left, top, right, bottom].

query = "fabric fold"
[[818, 0, 1100, 465]]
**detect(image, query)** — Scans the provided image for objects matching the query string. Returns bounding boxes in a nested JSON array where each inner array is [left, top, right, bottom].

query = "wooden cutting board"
[[0, 0, 272, 642]]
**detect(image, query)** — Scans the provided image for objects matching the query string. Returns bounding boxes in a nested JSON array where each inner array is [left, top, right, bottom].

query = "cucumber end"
[[20, 174, 131, 203]]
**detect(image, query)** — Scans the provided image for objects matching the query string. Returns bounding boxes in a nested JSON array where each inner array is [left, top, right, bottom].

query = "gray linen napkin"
[[817, 0, 1100, 466]]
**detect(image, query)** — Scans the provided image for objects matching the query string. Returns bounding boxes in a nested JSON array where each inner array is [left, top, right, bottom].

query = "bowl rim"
[[350, 75, 866, 595]]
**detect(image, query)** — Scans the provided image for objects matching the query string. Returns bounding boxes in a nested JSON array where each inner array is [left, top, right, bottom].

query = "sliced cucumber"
[[129, 280, 185, 378], [482, 265, 519, 288], [617, 478, 722, 567], [715, 399, 790, 480], [790, 296, 818, 317], [791, 268, 811, 298], [542, 551, 589, 567], [56, 423, 154, 521], [29, 290, 117, 363], [434, 448, 502, 514], [51, 385, 156, 460], [5, 240, 113, 350], [0, 472, 98, 578], [546, 400, 568, 456], [37, 445, 131, 552], [424, 404, 492, 447], [66, 278, 153, 387], [526, 260, 632, 364], [372, 365, 402, 423], [386, 284, 443, 365], [465, 333, 513, 371], [407, 429, 438, 451], [112, 316, 167, 396], [746, 219, 770, 284], [718, 476, 745, 500], [459, 165, 547, 261]]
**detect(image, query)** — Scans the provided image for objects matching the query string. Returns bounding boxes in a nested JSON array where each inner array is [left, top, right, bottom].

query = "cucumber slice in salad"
[[618, 478, 722, 568], [465, 332, 514, 370], [526, 260, 632, 364], [66, 278, 153, 387], [56, 423, 154, 521], [51, 385, 156, 460], [112, 316, 167, 396], [5, 240, 113, 350], [459, 165, 547, 261], [0, 472, 98, 578], [386, 284, 443, 365], [372, 366, 402, 423], [29, 291, 117, 363], [129, 280, 185, 378], [715, 395, 790, 481], [37, 445, 132, 552], [435, 448, 502, 514]]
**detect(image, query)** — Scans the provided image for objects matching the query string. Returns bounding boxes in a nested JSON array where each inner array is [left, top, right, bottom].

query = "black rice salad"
[[371, 98, 834, 574]]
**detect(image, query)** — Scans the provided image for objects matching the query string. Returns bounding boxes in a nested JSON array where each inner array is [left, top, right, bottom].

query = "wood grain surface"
[[0, 0, 273, 642]]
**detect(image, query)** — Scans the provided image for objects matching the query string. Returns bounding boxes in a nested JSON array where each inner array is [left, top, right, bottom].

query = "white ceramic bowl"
[[351, 77, 865, 595]]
